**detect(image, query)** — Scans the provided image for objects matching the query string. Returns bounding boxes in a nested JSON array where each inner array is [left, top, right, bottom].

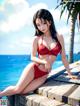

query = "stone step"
[[7, 93, 70, 106], [36, 80, 80, 106], [68, 86, 80, 106], [26, 94, 70, 106]]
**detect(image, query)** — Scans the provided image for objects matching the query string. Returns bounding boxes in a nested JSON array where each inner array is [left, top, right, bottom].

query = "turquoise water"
[[0, 54, 80, 90]]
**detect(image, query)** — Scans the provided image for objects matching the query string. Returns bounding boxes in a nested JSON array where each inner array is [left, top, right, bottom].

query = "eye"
[[43, 22, 46, 24], [42, 20, 46, 24], [36, 24, 40, 27]]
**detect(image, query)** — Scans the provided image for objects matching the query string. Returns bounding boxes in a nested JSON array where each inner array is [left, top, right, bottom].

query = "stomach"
[[37, 54, 57, 72]]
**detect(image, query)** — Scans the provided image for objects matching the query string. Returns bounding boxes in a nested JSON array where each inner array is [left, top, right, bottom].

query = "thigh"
[[21, 74, 48, 94], [16, 62, 35, 90]]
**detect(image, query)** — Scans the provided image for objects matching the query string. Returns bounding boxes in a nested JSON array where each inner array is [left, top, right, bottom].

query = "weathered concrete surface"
[[36, 80, 79, 105], [68, 86, 80, 106], [7, 93, 70, 106]]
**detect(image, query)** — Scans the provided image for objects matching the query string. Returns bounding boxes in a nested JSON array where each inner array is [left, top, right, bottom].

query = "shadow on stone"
[[7, 94, 27, 106]]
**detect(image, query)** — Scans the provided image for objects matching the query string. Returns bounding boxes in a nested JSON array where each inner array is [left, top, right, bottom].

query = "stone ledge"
[[7, 93, 70, 106], [36, 80, 80, 106]]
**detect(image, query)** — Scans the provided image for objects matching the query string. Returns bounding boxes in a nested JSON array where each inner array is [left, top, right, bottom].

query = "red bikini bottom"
[[34, 64, 48, 79]]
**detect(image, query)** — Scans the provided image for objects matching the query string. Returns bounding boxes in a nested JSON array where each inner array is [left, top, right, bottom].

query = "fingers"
[[69, 75, 78, 79]]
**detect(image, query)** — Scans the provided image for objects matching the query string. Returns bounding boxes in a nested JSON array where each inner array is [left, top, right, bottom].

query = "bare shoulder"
[[32, 36, 39, 43], [33, 36, 39, 41], [56, 33, 64, 45], [57, 33, 64, 41]]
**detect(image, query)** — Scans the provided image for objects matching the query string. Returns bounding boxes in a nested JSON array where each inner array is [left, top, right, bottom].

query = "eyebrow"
[[36, 23, 40, 26], [36, 19, 47, 25]]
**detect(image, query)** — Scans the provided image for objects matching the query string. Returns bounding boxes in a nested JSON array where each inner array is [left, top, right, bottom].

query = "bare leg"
[[0, 62, 35, 97], [20, 74, 48, 94]]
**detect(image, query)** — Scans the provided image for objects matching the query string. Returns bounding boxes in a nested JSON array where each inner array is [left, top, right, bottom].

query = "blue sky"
[[0, 0, 80, 54]]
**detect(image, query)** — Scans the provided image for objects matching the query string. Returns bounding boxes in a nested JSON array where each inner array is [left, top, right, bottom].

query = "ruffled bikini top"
[[37, 36, 62, 56]]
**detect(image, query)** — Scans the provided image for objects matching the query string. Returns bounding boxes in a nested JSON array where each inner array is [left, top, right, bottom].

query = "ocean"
[[0, 54, 80, 90]]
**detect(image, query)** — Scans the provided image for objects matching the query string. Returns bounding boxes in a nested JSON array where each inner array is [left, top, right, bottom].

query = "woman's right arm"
[[31, 36, 46, 64]]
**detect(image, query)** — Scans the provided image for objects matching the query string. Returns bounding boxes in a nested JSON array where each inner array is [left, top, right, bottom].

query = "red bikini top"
[[37, 37, 62, 56]]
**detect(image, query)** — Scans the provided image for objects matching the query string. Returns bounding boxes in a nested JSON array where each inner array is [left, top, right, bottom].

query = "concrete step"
[[26, 94, 71, 106], [35, 80, 80, 106], [7, 93, 71, 106], [68, 86, 80, 106]]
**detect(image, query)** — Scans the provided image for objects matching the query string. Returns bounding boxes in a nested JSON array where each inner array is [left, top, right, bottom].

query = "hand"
[[45, 61, 51, 71], [68, 73, 78, 79]]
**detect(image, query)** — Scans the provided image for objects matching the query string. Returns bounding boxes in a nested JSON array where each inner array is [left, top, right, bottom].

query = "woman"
[[0, 9, 77, 98]]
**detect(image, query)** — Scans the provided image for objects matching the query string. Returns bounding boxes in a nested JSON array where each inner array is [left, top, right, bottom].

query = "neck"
[[44, 31, 51, 37]]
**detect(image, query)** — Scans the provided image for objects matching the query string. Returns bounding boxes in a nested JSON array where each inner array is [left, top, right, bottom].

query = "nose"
[[40, 25, 44, 31]]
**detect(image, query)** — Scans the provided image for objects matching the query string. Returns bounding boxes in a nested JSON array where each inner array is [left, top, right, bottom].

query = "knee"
[[14, 86, 23, 94], [20, 89, 28, 95]]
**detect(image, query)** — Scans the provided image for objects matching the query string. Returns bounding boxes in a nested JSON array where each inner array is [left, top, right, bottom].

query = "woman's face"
[[35, 18, 51, 34]]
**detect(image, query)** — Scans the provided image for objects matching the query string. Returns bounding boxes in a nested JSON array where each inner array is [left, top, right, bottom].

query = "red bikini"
[[33, 36, 62, 79], [37, 41, 61, 56], [34, 64, 48, 79]]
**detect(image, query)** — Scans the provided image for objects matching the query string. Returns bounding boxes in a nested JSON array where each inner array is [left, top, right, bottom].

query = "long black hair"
[[33, 9, 58, 42]]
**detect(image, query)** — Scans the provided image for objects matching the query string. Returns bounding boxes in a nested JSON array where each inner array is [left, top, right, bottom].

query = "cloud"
[[74, 34, 80, 43], [11, 36, 33, 47], [7, 0, 26, 5], [57, 26, 70, 35], [0, 0, 48, 32], [0, 0, 68, 33], [56, 26, 80, 44], [50, 8, 68, 21], [0, 36, 33, 54]]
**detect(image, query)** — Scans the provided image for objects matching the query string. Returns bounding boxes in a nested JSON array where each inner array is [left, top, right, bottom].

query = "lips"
[[41, 29, 45, 32]]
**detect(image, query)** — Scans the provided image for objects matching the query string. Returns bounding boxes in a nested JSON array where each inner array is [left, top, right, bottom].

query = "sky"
[[0, 0, 80, 55]]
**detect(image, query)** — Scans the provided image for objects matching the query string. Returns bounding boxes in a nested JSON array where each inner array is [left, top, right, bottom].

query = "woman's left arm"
[[58, 34, 77, 79]]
